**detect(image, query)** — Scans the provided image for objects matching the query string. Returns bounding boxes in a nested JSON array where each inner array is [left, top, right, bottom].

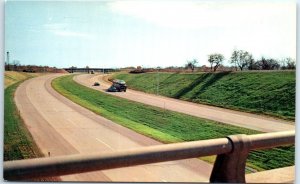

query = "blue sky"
[[5, 0, 295, 68]]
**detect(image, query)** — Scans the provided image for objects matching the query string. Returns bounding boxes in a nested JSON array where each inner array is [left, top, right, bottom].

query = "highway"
[[14, 74, 212, 182], [74, 74, 295, 133]]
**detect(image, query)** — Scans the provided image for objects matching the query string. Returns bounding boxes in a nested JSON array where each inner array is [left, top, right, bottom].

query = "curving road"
[[74, 74, 295, 133], [15, 74, 213, 182]]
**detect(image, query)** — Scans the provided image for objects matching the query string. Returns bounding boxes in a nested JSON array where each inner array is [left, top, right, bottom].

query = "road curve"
[[14, 74, 212, 182], [74, 74, 295, 132]]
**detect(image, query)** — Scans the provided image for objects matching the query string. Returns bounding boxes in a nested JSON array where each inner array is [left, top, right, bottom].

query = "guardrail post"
[[210, 134, 251, 183]]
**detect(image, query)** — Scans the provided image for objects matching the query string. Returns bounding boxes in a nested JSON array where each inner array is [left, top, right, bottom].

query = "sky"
[[5, 0, 296, 68]]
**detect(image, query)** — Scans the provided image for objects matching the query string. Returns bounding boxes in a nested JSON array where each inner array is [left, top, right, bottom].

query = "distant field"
[[4, 72, 42, 160], [113, 71, 295, 120], [52, 75, 294, 172]]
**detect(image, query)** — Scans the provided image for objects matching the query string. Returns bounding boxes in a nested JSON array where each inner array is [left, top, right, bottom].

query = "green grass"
[[52, 75, 294, 171], [4, 72, 61, 181], [4, 80, 42, 161], [113, 71, 295, 120]]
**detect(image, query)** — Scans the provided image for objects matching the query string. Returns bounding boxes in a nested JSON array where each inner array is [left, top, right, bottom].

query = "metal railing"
[[3, 131, 295, 182]]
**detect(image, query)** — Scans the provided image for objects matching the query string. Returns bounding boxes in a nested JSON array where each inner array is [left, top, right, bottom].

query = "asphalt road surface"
[[74, 74, 295, 133], [14, 74, 213, 182]]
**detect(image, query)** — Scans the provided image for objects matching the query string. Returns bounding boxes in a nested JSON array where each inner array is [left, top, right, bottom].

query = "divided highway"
[[14, 74, 212, 182], [74, 74, 295, 133]]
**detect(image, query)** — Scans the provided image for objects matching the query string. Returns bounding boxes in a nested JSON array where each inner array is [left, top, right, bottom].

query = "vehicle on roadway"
[[107, 79, 127, 92], [93, 82, 100, 86]]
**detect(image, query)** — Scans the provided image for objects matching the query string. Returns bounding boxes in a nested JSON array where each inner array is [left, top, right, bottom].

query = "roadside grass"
[[4, 77, 42, 161], [4, 72, 61, 181], [113, 71, 295, 120], [52, 75, 294, 172], [5, 71, 40, 88], [4, 72, 62, 181]]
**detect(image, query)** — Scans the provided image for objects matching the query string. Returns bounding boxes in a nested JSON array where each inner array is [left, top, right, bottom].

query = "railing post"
[[210, 134, 251, 183]]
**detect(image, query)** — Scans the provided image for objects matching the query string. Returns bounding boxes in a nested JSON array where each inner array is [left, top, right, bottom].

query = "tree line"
[[5, 60, 63, 73], [186, 49, 296, 72]]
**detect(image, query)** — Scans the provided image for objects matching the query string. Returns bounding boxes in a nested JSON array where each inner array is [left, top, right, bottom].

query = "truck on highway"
[[108, 79, 127, 92]]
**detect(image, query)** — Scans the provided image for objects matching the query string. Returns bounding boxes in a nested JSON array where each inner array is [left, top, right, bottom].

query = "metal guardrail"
[[3, 131, 295, 182]]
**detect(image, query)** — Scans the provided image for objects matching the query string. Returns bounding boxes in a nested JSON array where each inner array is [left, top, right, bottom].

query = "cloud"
[[109, 1, 207, 29], [108, 0, 295, 61], [108, 0, 295, 30], [42, 23, 93, 39]]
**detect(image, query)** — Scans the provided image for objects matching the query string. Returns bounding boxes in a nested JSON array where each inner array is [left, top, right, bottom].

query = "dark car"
[[93, 82, 100, 86], [107, 79, 127, 92]]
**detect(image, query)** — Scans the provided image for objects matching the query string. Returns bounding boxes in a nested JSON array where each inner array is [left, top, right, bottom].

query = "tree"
[[230, 49, 253, 71], [12, 60, 20, 71], [286, 59, 296, 69], [230, 50, 239, 71], [270, 59, 280, 70], [281, 57, 296, 70], [86, 66, 90, 73], [185, 59, 198, 72], [256, 57, 280, 70], [247, 57, 258, 70], [208, 53, 224, 72], [70, 66, 76, 73]]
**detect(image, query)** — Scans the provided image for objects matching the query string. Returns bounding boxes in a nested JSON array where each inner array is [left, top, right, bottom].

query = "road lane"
[[74, 74, 295, 132], [15, 74, 212, 182]]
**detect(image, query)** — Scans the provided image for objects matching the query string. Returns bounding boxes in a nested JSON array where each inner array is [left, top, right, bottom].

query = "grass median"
[[52, 75, 294, 172]]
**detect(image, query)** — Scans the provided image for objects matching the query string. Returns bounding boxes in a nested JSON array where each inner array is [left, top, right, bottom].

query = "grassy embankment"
[[5, 71, 41, 88], [4, 71, 42, 161], [52, 75, 294, 172], [113, 71, 295, 120]]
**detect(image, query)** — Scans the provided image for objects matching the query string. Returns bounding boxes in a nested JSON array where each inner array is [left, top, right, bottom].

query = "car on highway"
[[107, 79, 127, 92], [93, 82, 100, 86]]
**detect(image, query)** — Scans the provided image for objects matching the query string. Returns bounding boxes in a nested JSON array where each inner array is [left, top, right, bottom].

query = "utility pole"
[[156, 67, 159, 96], [6, 51, 10, 71]]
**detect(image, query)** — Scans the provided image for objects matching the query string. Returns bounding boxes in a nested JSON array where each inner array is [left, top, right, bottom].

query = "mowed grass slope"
[[5, 71, 40, 88], [113, 71, 295, 120], [4, 72, 42, 160], [52, 75, 294, 171]]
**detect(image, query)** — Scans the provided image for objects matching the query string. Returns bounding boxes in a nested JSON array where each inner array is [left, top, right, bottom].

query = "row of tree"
[[186, 49, 296, 72], [5, 61, 64, 73]]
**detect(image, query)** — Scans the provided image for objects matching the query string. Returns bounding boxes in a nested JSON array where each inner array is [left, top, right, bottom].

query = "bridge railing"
[[3, 130, 295, 183]]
